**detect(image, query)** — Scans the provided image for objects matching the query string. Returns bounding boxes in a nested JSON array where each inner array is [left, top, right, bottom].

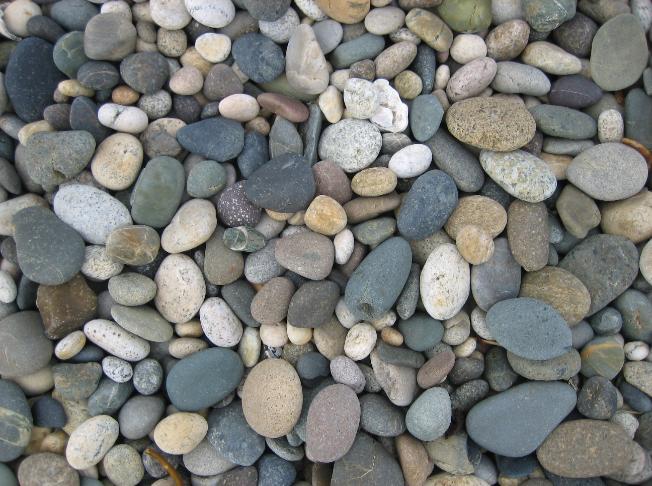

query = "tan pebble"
[[641, 239, 652, 286], [54, 330, 86, 360], [156, 28, 187, 57], [521, 41, 582, 75], [241, 358, 303, 438], [405, 8, 452, 52], [455, 224, 494, 265], [485, 19, 530, 61], [601, 189, 652, 244], [351, 167, 397, 197], [381, 327, 403, 346], [432, 89, 450, 111], [40, 431, 68, 455], [375, 41, 417, 80], [394, 70, 422, 99], [238, 327, 261, 367], [314, 317, 347, 359], [52, 89, 69, 104], [305, 195, 347, 235], [370, 310, 396, 330], [153, 412, 207, 455], [169, 66, 204, 95], [160, 199, 217, 253], [454, 337, 477, 358], [445, 195, 507, 239], [540, 152, 572, 180], [91, 133, 143, 190], [314, 0, 370, 24], [318, 85, 344, 124], [265, 209, 293, 221], [174, 320, 203, 337], [112, 85, 140, 105], [597, 109, 624, 143], [180, 47, 213, 77], [435, 65, 450, 90], [168, 337, 208, 358], [287, 323, 312, 345], [450, 33, 487, 64], [219, 94, 260, 122], [12, 366, 53, 396], [17, 120, 53, 146], [195, 33, 231, 63], [245, 117, 270, 135], [259, 324, 288, 347], [25, 427, 51, 455], [288, 210, 305, 226], [58, 80, 94, 98]]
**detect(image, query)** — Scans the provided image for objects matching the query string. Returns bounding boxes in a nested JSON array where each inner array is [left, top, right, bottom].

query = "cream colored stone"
[[55, 331, 86, 360], [153, 413, 207, 455]]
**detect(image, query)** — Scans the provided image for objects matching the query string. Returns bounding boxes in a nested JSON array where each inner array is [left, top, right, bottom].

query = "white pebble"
[[4, 0, 41, 37], [195, 33, 231, 63], [344, 78, 379, 120], [199, 297, 243, 348], [101, 0, 132, 20], [450, 34, 487, 64], [334, 228, 354, 265], [388, 144, 432, 178], [421, 244, 470, 321], [82, 245, 124, 281], [625, 341, 650, 361], [344, 323, 377, 361], [98, 104, 149, 133], [184, 0, 235, 28], [84, 319, 150, 361], [470, 306, 493, 340], [0, 270, 16, 303], [335, 298, 359, 329], [597, 109, 624, 143], [101, 356, 133, 383], [435, 65, 451, 90], [238, 327, 261, 367], [259, 324, 288, 347], [150, 0, 191, 29], [370, 310, 396, 331], [287, 323, 312, 345], [219, 94, 260, 122], [259, 7, 300, 43], [55, 331, 86, 360], [318, 85, 344, 124]]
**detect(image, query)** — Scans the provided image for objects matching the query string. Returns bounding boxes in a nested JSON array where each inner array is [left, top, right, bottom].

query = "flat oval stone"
[[275, 231, 334, 280], [154, 254, 206, 324], [537, 420, 638, 478], [359, 393, 405, 437], [446, 97, 536, 151], [232, 33, 285, 83], [331, 33, 385, 69], [18, 452, 79, 486], [438, 0, 492, 33], [244, 154, 315, 212], [446, 57, 497, 102], [53, 184, 131, 245], [421, 243, 470, 320], [177, 118, 244, 162], [0, 311, 52, 377], [318, 119, 382, 173], [466, 381, 576, 457], [410, 94, 444, 142], [580, 336, 625, 380], [471, 238, 521, 311], [398, 170, 458, 240], [344, 237, 412, 321], [287, 280, 340, 328], [425, 131, 485, 193], [84, 319, 150, 361], [486, 298, 572, 360], [559, 234, 638, 315], [130, 156, 185, 228], [399, 313, 444, 353], [0, 379, 31, 462], [306, 384, 360, 462], [207, 401, 264, 467], [520, 266, 591, 325], [506, 200, 549, 272], [491, 61, 551, 96], [105, 225, 160, 266], [566, 143, 648, 201], [530, 105, 597, 140], [479, 150, 556, 203], [405, 387, 451, 442], [83, 13, 136, 61], [14, 206, 85, 286], [590, 14, 648, 91], [166, 348, 243, 411], [111, 305, 173, 343], [65, 415, 119, 469], [405, 8, 453, 51], [5, 37, 64, 122], [549, 75, 602, 109], [507, 349, 581, 381]]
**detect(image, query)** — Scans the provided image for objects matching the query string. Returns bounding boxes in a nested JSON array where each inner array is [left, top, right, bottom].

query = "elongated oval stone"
[[486, 297, 572, 360], [466, 381, 576, 457], [0, 379, 32, 462], [421, 243, 470, 320], [344, 237, 412, 321]]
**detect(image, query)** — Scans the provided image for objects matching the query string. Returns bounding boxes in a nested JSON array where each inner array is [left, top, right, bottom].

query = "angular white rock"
[[286, 24, 329, 95], [370, 79, 408, 132], [184, 0, 234, 28], [334, 228, 354, 265]]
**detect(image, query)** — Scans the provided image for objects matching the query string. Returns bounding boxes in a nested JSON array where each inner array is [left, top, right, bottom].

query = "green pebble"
[[223, 226, 266, 253], [437, 0, 492, 33], [187, 160, 227, 198]]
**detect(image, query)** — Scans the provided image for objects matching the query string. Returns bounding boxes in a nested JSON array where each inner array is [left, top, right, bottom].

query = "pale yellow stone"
[[304, 195, 347, 235], [17, 120, 53, 145], [54, 331, 86, 360], [287, 323, 312, 345], [153, 413, 207, 455], [601, 189, 652, 243], [455, 225, 494, 265], [351, 167, 397, 196], [168, 337, 208, 358], [58, 80, 95, 98]]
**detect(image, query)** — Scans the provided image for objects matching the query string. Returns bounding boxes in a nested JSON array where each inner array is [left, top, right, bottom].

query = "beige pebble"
[[219, 94, 260, 122], [195, 33, 231, 63], [238, 327, 261, 367], [169, 66, 204, 95], [454, 337, 477, 358], [153, 412, 207, 455], [344, 323, 377, 361], [370, 310, 396, 331], [540, 152, 572, 180], [66, 415, 119, 470], [435, 65, 450, 90], [40, 431, 68, 455], [381, 327, 403, 346], [58, 80, 94, 98], [394, 70, 422, 99], [287, 323, 312, 345], [12, 367, 53, 396], [455, 224, 494, 265], [54, 331, 86, 360], [17, 120, 53, 146], [154, 254, 206, 324], [304, 195, 347, 236], [161, 199, 217, 253], [450, 34, 487, 64], [91, 133, 144, 190], [4, 0, 41, 37], [168, 337, 208, 358], [245, 117, 270, 135], [641, 239, 652, 286], [112, 85, 140, 105], [318, 85, 344, 124], [174, 320, 203, 338], [351, 167, 397, 197], [81, 245, 124, 281], [521, 41, 582, 75], [180, 47, 213, 77], [598, 109, 624, 143], [157, 28, 187, 57], [288, 210, 305, 226], [265, 209, 293, 221], [443, 311, 471, 346], [259, 324, 289, 347]]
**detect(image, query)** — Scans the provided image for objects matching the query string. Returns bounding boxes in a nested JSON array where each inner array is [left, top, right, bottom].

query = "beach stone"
[[521, 41, 582, 75], [237, 132, 268, 178], [318, 119, 382, 173], [601, 189, 652, 243], [250, 277, 293, 326], [0, 379, 31, 462], [549, 75, 602, 109], [555, 184, 601, 239], [487, 298, 572, 360], [417, 346, 455, 388], [53, 184, 131, 245], [131, 156, 185, 228], [375, 41, 418, 80], [351, 167, 397, 197], [161, 199, 217, 253], [120, 52, 169, 95], [370, 349, 417, 406], [207, 401, 265, 466], [153, 412, 208, 455], [577, 375, 617, 419], [91, 133, 143, 191], [268, 116, 302, 158], [365, 6, 405, 35], [177, 118, 244, 162], [83, 319, 149, 361], [154, 253, 206, 324], [507, 348, 581, 381], [203, 227, 244, 285], [590, 14, 648, 91], [406, 387, 451, 441], [388, 143, 432, 179], [559, 234, 638, 315], [187, 161, 227, 199], [398, 170, 457, 240], [522, 0, 574, 32], [446, 57, 497, 102], [185, 0, 234, 27], [23, 130, 95, 190], [345, 237, 411, 320], [14, 207, 85, 286], [5, 37, 64, 122], [399, 313, 444, 353], [286, 25, 329, 95], [232, 33, 285, 83], [405, 8, 452, 51], [506, 200, 549, 271], [106, 225, 160, 266], [580, 335, 625, 380], [275, 231, 334, 280], [200, 296, 243, 346], [537, 420, 638, 478], [110, 305, 173, 342], [486, 20, 530, 61], [446, 97, 536, 151], [258, 7, 300, 44], [217, 181, 261, 228], [421, 243, 470, 320], [53, 31, 88, 79], [306, 384, 360, 462], [83, 13, 136, 61], [313, 19, 343, 54], [597, 108, 624, 143], [552, 12, 596, 58], [466, 381, 576, 457], [480, 150, 556, 203], [77, 61, 120, 91], [102, 445, 143, 486], [65, 415, 119, 469], [530, 105, 597, 140], [331, 33, 385, 69], [625, 88, 652, 149], [53, 361, 101, 400], [97, 104, 148, 134], [437, 0, 492, 33], [624, 361, 652, 397], [183, 438, 235, 476], [242, 358, 303, 438], [520, 267, 590, 325], [450, 34, 487, 63], [242, 0, 292, 21], [166, 347, 243, 411], [344, 78, 379, 119], [491, 62, 551, 96], [257, 93, 310, 124], [203, 64, 243, 101], [359, 393, 405, 437], [314, 0, 369, 23], [287, 280, 339, 328], [410, 95, 443, 142], [616, 289, 652, 342], [18, 452, 79, 486], [32, 396, 66, 428], [331, 432, 404, 486], [424, 131, 485, 193]]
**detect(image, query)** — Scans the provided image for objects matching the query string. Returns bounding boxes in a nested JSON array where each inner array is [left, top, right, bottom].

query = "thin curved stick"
[[144, 447, 184, 486]]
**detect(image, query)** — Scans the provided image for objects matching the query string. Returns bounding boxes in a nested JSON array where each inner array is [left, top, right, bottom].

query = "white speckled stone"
[[199, 297, 243, 347], [84, 319, 150, 361], [154, 254, 206, 324], [66, 415, 119, 470], [420, 243, 470, 321]]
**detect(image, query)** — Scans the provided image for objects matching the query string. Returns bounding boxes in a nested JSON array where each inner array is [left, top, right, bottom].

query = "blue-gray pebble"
[[177, 117, 245, 162], [0, 379, 32, 462], [398, 313, 444, 352], [529, 105, 597, 140], [237, 131, 269, 178], [207, 401, 265, 466], [424, 130, 485, 192], [232, 33, 285, 83], [410, 95, 443, 142]]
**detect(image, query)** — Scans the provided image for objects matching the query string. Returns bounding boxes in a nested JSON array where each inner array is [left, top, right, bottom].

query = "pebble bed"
[[0, 0, 651, 485]]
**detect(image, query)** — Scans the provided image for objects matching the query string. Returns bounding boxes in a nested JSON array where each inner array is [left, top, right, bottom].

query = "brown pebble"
[[305, 195, 348, 236], [313, 159, 353, 205], [344, 192, 402, 224], [417, 347, 456, 388], [250, 277, 295, 326], [112, 85, 139, 105], [257, 92, 310, 123], [396, 433, 434, 486]]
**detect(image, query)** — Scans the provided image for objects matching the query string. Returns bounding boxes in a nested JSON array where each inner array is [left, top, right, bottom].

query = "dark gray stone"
[[413, 43, 436, 92], [549, 75, 602, 109], [237, 131, 269, 178], [552, 12, 597, 58], [32, 396, 66, 428], [484, 347, 519, 392], [625, 88, 652, 149], [88, 378, 133, 416], [207, 401, 265, 466], [53, 31, 88, 78], [257, 453, 296, 486], [449, 356, 485, 385], [77, 61, 120, 90], [269, 117, 303, 158], [410, 94, 443, 143], [530, 105, 597, 140], [577, 376, 617, 419], [177, 118, 245, 162], [398, 313, 443, 352], [359, 393, 406, 437], [376, 341, 425, 369], [396, 263, 420, 320], [451, 379, 489, 413], [242, 0, 292, 21], [120, 51, 169, 94], [331, 33, 385, 69], [217, 181, 262, 227], [26, 16, 66, 43], [297, 351, 330, 386], [221, 280, 260, 327], [0, 379, 32, 462], [70, 96, 111, 144], [287, 280, 339, 328], [232, 33, 285, 83], [615, 289, 652, 342], [425, 129, 485, 192], [52, 362, 102, 400]]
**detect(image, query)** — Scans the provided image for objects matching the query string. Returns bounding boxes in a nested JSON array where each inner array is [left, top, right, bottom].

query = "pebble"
[[406, 387, 451, 441], [486, 20, 530, 60], [537, 419, 637, 478], [506, 200, 549, 271], [491, 62, 550, 96], [287, 280, 339, 328], [521, 41, 582, 75], [177, 117, 244, 162], [83, 319, 149, 361], [195, 33, 231, 63], [590, 14, 648, 91], [450, 34, 487, 63], [318, 119, 382, 173], [97, 103, 148, 133], [154, 254, 206, 324], [404, 8, 452, 51], [161, 199, 217, 253], [106, 225, 160, 266], [153, 412, 208, 455], [438, 0, 492, 33], [375, 41, 417, 80], [103, 444, 144, 486], [102, 356, 132, 383], [421, 243, 470, 320], [18, 453, 79, 486], [330, 355, 366, 392], [91, 133, 143, 190], [365, 6, 405, 35], [409, 94, 443, 142], [232, 33, 285, 83], [331, 432, 404, 485], [577, 375, 618, 419], [466, 382, 576, 457], [65, 415, 119, 469], [84, 13, 136, 61], [207, 401, 264, 466], [425, 131, 485, 193], [0, 379, 31, 461], [446, 97, 536, 151], [507, 348, 581, 381], [446, 57, 497, 102], [580, 336, 625, 380]]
